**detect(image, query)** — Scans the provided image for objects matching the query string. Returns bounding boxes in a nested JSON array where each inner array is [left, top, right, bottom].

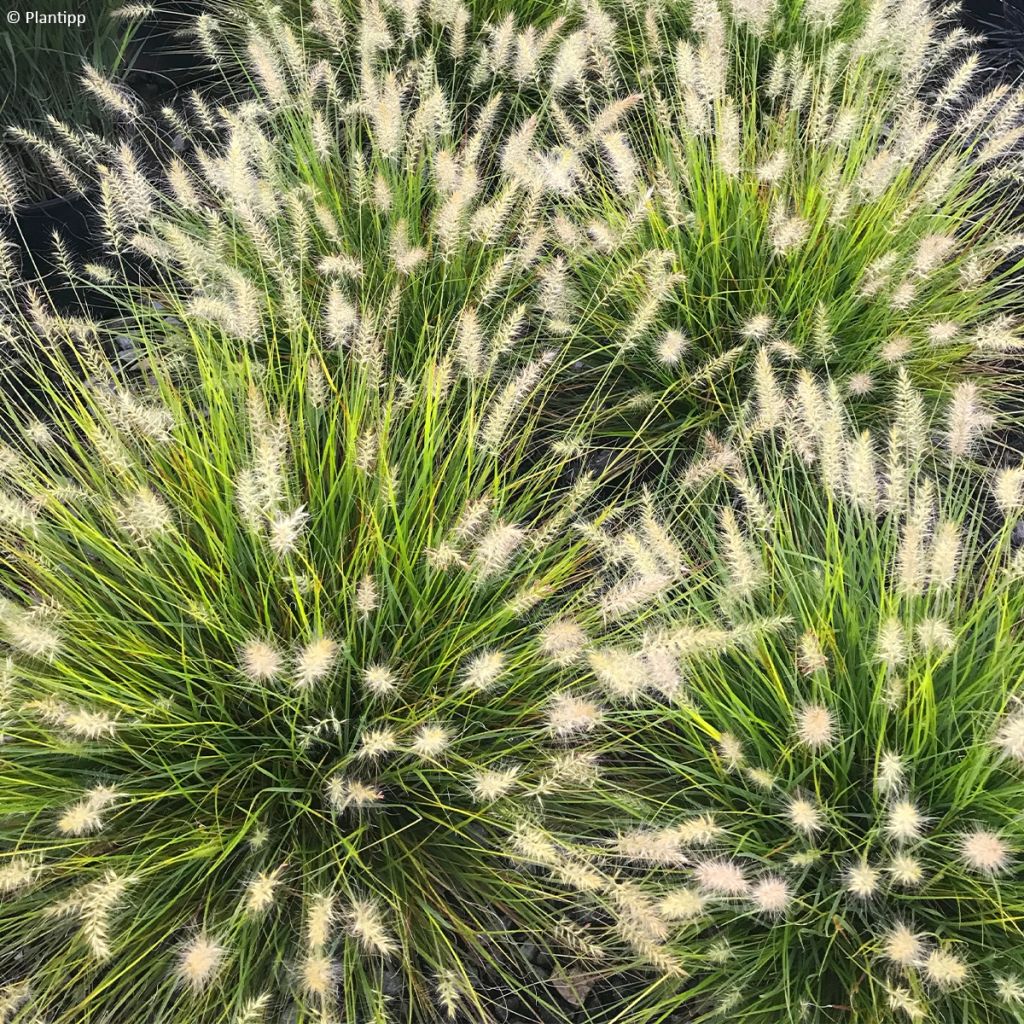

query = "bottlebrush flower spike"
[[177, 934, 224, 990]]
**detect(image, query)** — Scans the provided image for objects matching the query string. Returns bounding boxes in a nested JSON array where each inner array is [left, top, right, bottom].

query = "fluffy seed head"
[[547, 749, 601, 788], [363, 664, 399, 697], [876, 617, 907, 669], [240, 639, 283, 681], [294, 636, 338, 687], [995, 710, 1024, 762], [996, 975, 1024, 1005], [326, 777, 383, 812], [881, 924, 924, 967], [305, 892, 335, 949], [538, 619, 587, 665], [588, 648, 646, 701], [244, 868, 283, 914], [876, 750, 905, 794], [116, 486, 173, 542], [300, 953, 335, 998], [993, 466, 1024, 518], [915, 618, 955, 655], [797, 631, 828, 674], [268, 506, 309, 556], [847, 372, 874, 396], [57, 786, 121, 836], [615, 827, 685, 866], [745, 767, 776, 790], [886, 985, 927, 1021], [471, 765, 520, 802], [472, 521, 525, 579], [61, 708, 118, 740], [462, 650, 505, 691], [547, 692, 604, 737], [657, 329, 688, 365], [960, 829, 1011, 874], [658, 887, 706, 922], [889, 854, 925, 887], [717, 732, 744, 769], [676, 813, 725, 846], [693, 859, 749, 896], [741, 314, 773, 339], [886, 800, 926, 844], [751, 876, 791, 915], [0, 604, 61, 661], [177, 935, 224, 989], [357, 727, 398, 760], [409, 723, 452, 759], [354, 575, 379, 617], [881, 335, 912, 363], [845, 862, 881, 898], [786, 797, 823, 834], [347, 897, 397, 956], [795, 703, 836, 750], [0, 856, 41, 894], [924, 949, 968, 989], [946, 382, 994, 459]]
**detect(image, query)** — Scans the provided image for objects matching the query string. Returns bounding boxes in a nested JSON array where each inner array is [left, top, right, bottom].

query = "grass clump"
[[554, 387, 1024, 1022], [0, 57, 688, 1016], [548, 0, 1024, 465], [0, 299, 700, 1022]]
